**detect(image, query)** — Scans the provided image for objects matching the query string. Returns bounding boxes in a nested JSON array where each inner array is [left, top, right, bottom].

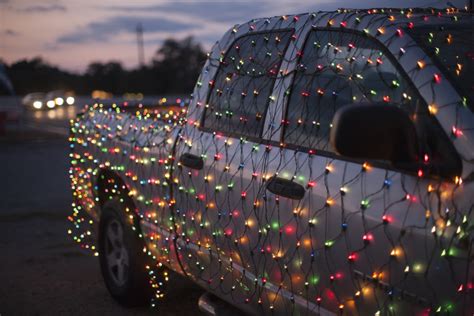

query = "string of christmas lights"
[[69, 7, 473, 315]]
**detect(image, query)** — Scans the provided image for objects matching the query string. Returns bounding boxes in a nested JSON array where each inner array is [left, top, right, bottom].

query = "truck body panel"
[[70, 9, 474, 315]]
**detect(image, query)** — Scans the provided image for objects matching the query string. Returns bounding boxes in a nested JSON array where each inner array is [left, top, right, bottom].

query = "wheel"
[[98, 198, 152, 307]]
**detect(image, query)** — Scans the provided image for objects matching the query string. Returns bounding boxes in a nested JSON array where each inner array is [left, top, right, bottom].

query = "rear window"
[[409, 25, 474, 111]]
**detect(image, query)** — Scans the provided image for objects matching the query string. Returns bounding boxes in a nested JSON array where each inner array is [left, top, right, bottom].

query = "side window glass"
[[203, 30, 293, 137], [283, 29, 460, 177], [284, 30, 415, 150]]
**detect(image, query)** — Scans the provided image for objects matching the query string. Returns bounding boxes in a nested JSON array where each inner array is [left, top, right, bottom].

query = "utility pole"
[[136, 23, 145, 68]]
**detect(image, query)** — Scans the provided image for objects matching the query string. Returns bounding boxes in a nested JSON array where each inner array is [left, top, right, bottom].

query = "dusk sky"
[[0, 0, 468, 73]]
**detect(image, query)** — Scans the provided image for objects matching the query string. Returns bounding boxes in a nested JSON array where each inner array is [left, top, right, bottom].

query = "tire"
[[98, 198, 152, 307]]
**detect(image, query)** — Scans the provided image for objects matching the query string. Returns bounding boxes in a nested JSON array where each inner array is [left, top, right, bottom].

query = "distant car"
[[45, 90, 75, 108], [0, 64, 20, 132], [22, 92, 46, 110], [123, 92, 144, 101], [0, 64, 14, 96], [91, 90, 113, 100]]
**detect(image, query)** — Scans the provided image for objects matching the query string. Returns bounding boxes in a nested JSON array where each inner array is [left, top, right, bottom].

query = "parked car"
[[0, 64, 20, 134], [69, 8, 473, 315], [0, 63, 14, 96], [45, 90, 75, 108], [23, 90, 75, 110], [22, 92, 46, 110]]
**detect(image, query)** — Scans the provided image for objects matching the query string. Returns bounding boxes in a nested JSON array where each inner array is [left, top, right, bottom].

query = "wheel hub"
[[104, 219, 129, 286]]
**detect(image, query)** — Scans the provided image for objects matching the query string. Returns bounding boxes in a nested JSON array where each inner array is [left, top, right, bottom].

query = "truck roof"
[[240, 8, 473, 28]]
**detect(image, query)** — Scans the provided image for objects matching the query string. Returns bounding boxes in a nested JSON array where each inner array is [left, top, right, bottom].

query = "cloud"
[[57, 15, 196, 44], [105, 2, 268, 23], [2, 29, 18, 36], [103, 0, 467, 25], [43, 42, 60, 51], [19, 4, 67, 13]]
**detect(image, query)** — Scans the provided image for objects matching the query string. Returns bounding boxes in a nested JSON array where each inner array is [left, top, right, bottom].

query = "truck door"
[[172, 28, 296, 312], [261, 28, 467, 315]]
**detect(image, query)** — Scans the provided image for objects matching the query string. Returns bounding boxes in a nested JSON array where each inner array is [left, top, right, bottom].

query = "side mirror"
[[330, 103, 419, 165]]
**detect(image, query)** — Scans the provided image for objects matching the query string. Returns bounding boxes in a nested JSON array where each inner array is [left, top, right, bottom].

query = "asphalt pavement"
[[0, 103, 204, 316]]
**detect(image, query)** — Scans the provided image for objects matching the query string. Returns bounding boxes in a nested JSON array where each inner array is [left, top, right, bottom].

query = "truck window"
[[202, 30, 293, 138], [409, 25, 474, 112], [283, 29, 461, 178]]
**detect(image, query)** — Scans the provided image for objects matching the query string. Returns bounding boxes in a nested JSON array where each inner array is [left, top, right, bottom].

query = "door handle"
[[266, 176, 305, 200], [179, 153, 204, 170]]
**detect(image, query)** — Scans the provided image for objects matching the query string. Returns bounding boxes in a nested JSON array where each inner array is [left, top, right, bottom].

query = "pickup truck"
[[69, 8, 474, 315]]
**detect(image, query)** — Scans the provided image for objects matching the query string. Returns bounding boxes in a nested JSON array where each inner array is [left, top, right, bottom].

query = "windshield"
[[409, 24, 474, 111]]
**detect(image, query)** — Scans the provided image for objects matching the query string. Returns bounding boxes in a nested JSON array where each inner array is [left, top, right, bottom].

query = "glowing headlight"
[[33, 101, 43, 109], [46, 100, 56, 109], [55, 97, 64, 106], [66, 96, 75, 105]]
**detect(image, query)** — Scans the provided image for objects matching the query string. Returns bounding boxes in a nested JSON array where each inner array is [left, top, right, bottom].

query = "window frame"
[[279, 27, 462, 180], [199, 28, 295, 140]]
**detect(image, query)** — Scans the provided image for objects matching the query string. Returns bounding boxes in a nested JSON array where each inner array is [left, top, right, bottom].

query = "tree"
[[3, 36, 207, 96], [5, 57, 81, 95], [152, 36, 207, 93], [85, 61, 126, 94]]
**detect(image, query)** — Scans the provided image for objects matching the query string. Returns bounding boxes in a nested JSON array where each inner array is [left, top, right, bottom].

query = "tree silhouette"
[[2, 36, 207, 96], [152, 36, 207, 93], [85, 61, 126, 94]]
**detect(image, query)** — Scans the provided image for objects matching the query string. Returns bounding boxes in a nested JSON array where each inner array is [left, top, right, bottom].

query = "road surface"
[[0, 102, 205, 316]]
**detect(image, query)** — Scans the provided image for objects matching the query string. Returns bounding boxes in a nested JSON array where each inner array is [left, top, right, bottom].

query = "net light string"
[[69, 7, 473, 315]]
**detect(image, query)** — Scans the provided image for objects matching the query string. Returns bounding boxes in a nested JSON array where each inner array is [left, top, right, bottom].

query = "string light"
[[68, 7, 472, 316]]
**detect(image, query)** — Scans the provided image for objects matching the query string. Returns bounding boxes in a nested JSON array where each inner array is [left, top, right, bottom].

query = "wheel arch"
[[95, 168, 145, 234], [95, 168, 132, 210]]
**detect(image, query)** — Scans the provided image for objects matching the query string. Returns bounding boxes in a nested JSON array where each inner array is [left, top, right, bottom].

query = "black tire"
[[98, 198, 152, 307]]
